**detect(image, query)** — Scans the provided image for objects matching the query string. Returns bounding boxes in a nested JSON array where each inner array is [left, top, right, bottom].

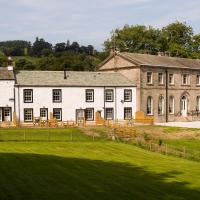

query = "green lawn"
[[165, 139, 200, 151], [0, 128, 94, 142], [0, 131, 200, 199]]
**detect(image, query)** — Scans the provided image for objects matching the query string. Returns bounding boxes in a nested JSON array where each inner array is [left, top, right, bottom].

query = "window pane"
[[105, 90, 113, 102], [124, 108, 132, 119], [158, 96, 164, 115], [86, 90, 94, 102], [147, 97, 153, 115], [147, 72, 152, 84], [24, 109, 33, 122], [106, 108, 114, 119], [24, 90, 33, 103], [53, 108, 62, 120], [169, 96, 174, 114], [85, 108, 94, 121], [124, 90, 132, 102], [53, 90, 62, 102]]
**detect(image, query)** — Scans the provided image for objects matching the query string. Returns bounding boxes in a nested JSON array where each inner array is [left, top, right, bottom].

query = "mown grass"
[[0, 128, 94, 142], [165, 139, 200, 151], [0, 128, 200, 199]]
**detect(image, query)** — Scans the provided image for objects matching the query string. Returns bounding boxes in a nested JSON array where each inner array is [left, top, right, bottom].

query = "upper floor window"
[[182, 74, 190, 85], [169, 74, 174, 85], [147, 96, 153, 115], [147, 72, 153, 84], [24, 89, 33, 103], [197, 75, 200, 86], [124, 89, 132, 102], [86, 89, 94, 102], [105, 89, 114, 102], [53, 89, 62, 103], [158, 73, 164, 85]]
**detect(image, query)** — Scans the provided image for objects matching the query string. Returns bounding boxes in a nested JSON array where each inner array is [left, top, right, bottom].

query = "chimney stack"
[[7, 57, 13, 71]]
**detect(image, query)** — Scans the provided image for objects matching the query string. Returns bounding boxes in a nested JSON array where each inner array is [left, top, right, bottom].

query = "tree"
[[32, 37, 52, 57]]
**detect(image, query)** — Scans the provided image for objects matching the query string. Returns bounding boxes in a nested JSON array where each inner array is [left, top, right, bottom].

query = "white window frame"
[[169, 74, 174, 85], [147, 72, 153, 84], [124, 89, 132, 102], [197, 96, 200, 111], [86, 89, 94, 102], [158, 73, 164, 85], [105, 108, 114, 120], [147, 96, 153, 115], [85, 108, 94, 121], [53, 89, 62, 103], [197, 75, 200, 86], [53, 108, 62, 121], [158, 96, 164, 115], [124, 107, 132, 120], [24, 108, 33, 122], [182, 74, 190, 85], [105, 89, 114, 102], [24, 89, 33, 103], [169, 96, 175, 114]]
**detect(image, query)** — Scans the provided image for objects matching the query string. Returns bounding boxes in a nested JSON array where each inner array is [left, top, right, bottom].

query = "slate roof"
[[99, 52, 200, 70], [0, 67, 15, 80], [15, 71, 135, 87]]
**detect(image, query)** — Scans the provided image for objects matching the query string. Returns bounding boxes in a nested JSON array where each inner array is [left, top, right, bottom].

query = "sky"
[[0, 0, 200, 50]]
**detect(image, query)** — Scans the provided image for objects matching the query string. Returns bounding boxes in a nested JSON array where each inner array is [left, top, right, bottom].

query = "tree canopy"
[[104, 21, 200, 58]]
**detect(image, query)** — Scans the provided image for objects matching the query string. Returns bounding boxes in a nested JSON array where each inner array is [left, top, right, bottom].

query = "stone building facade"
[[98, 52, 200, 122]]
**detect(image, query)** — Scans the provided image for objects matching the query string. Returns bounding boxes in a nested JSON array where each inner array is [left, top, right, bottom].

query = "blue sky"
[[0, 0, 200, 50]]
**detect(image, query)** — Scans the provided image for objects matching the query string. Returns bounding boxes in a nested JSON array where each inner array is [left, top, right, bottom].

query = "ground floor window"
[[85, 108, 94, 121], [197, 96, 200, 111], [124, 107, 132, 120], [53, 108, 62, 121], [158, 95, 164, 115], [147, 96, 153, 115], [169, 96, 174, 114], [105, 108, 114, 120], [24, 108, 33, 122]]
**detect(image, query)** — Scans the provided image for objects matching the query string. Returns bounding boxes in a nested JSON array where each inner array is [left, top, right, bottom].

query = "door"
[[3, 108, 11, 122], [40, 108, 48, 120], [76, 109, 85, 125], [0, 108, 2, 122], [181, 96, 187, 117]]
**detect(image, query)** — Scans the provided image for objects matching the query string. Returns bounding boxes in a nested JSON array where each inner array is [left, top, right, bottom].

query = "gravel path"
[[156, 121, 200, 129]]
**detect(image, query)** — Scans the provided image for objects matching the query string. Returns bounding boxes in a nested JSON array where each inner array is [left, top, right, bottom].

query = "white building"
[[0, 66, 136, 124]]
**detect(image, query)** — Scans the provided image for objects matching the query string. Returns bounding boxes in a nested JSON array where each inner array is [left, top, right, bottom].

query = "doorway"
[[181, 96, 187, 117]]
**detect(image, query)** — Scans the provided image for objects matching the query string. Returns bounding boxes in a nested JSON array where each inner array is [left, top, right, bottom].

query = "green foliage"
[[104, 21, 200, 58]]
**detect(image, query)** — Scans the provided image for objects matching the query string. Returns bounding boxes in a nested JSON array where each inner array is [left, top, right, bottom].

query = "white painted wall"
[[0, 80, 15, 120], [15, 86, 136, 122]]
